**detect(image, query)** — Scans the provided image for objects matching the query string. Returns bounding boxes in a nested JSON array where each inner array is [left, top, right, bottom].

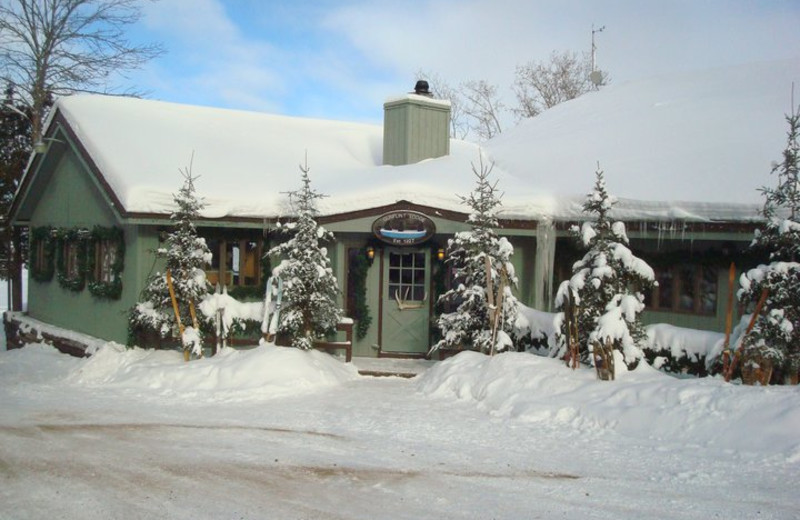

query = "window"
[[388, 252, 426, 301], [29, 227, 56, 283], [95, 240, 118, 283], [650, 264, 718, 315], [33, 239, 47, 274], [204, 236, 262, 288], [63, 241, 80, 279]]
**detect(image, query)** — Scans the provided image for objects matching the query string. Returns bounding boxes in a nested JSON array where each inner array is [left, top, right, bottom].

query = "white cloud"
[[323, 0, 800, 87], [136, 0, 285, 111], [122, 0, 799, 123]]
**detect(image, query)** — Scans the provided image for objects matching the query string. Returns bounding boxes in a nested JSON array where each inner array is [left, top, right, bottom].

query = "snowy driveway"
[[0, 345, 797, 520]]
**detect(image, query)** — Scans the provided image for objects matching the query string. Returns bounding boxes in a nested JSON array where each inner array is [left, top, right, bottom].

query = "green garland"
[[30, 226, 55, 282], [86, 226, 125, 299], [429, 241, 448, 344], [349, 250, 372, 340], [55, 228, 89, 292]]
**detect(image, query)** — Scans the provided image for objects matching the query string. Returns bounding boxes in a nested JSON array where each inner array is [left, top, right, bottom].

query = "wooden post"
[[721, 262, 736, 376], [725, 288, 768, 382], [165, 269, 189, 362], [11, 226, 23, 311], [564, 290, 580, 370]]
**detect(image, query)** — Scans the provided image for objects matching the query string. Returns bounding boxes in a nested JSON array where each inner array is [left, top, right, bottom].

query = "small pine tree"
[[435, 155, 521, 354], [555, 166, 655, 377], [738, 106, 800, 384], [129, 163, 212, 356], [269, 159, 342, 350]]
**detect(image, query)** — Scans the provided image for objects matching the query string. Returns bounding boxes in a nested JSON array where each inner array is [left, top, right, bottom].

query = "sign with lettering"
[[372, 210, 436, 246]]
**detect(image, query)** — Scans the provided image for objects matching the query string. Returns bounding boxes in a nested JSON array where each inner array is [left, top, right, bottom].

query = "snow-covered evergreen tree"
[[555, 166, 655, 376], [268, 160, 342, 350], [738, 107, 800, 384], [129, 165, 212, 356], [435, 156, 521, 354]]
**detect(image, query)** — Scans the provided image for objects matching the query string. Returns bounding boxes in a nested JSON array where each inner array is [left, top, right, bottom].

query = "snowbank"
[[0, 343, 82, 384], [66, 343, 359, 401], [415, 351, 800, 459]]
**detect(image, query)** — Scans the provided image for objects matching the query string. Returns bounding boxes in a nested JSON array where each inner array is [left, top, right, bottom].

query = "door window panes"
[[388, 252, 426, 301]]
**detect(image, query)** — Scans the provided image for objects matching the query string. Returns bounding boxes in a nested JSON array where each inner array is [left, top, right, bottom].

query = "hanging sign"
[[372, 210, 436, 246]]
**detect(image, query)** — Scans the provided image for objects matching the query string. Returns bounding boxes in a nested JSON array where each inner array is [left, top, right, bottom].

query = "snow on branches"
[[129, 160, 212, 356], [268, 158, 342, 350], [434, 154, 521, 355], [555, 166, 655, 378], [737, 106, 800, 384]]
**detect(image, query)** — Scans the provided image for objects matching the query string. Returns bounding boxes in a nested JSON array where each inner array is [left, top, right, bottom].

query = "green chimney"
[[383, 85, 451, 166]]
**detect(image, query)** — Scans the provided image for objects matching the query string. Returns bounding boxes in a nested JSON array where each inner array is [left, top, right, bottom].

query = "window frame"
[[649, 264, 718, 316]]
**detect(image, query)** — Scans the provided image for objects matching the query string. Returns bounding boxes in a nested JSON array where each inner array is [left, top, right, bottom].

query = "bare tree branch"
[[512, 50, 608, 120], [461, 79, 504, 141], [416, 69, 470, 140], [0, 0, 164, 142]]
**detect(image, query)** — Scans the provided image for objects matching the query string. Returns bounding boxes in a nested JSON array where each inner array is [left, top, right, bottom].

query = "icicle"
[[657, 221, 663, 249], [534, 218, 556, 311]]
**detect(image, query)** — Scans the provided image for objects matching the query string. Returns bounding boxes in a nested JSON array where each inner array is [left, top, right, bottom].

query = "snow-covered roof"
[[40, 59, 800, 223]]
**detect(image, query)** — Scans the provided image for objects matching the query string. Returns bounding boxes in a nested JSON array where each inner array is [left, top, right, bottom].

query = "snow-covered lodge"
[[7, 60, 800, 356]]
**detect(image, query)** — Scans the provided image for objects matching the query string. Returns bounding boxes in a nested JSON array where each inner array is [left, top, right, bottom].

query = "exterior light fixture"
[[366, 246, 375, 260], [437, 248, 445, 261]]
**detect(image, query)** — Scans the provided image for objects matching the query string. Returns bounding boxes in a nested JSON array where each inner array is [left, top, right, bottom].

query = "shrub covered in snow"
[[268, 160, 342, 350], [129, 165, 212, 356], [737, 107, 800, 384], [643, 323, 725, 376], [434, 156, 522, 355], [514, 304, 559, 354], [555, 166, 655, 378]]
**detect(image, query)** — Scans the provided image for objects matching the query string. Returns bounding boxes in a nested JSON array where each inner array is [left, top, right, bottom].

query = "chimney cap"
[[413, 80, 433, 97]]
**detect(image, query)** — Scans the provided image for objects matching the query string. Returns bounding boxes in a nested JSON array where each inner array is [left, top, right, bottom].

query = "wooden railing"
[[273, 319, 353, 362]]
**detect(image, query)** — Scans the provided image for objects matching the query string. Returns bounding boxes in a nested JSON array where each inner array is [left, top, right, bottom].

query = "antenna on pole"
[[590, 24, 606, 88]]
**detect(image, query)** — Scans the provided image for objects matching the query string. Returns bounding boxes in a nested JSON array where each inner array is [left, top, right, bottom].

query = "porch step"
[[352, 357, 436, 378]]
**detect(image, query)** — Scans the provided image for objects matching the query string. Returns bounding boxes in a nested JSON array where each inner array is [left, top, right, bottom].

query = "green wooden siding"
[[26, 150, 144, 344]]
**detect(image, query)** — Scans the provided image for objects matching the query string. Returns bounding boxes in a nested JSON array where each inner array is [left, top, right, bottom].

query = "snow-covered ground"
[[1, 341, 797, 519]]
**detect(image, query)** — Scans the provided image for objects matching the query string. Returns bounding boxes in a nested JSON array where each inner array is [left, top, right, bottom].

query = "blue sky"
[[124, 0, 800, 125]]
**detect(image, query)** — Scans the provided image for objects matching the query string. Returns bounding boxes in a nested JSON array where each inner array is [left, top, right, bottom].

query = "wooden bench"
[[312, 320, 353, 362], [273, 319, 353, 362]]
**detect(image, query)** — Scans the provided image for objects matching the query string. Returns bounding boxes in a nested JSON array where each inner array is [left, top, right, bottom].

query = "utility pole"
[[591, 24, 606, 89]]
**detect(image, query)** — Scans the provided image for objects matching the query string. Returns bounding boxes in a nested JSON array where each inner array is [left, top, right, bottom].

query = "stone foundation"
[[3, 312, 98, 358]]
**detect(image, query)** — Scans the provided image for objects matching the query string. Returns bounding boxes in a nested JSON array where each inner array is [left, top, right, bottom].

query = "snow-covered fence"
[[274, 318, 354, 362], [198, 286, 264, 353]]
